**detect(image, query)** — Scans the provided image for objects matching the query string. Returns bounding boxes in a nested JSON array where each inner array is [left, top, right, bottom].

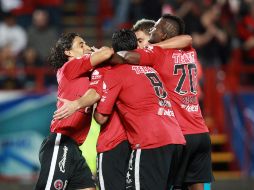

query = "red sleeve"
[[89, 67, 108, 96], [135, 45, 164, 67], [63, 54, 93, 80], [96, 69, 122, 114]]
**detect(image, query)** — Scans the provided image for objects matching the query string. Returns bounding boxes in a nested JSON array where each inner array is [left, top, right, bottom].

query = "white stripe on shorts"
[[135, 149, 141, 190], [45, 133, 61, 190], [98, 153, 106, 190]]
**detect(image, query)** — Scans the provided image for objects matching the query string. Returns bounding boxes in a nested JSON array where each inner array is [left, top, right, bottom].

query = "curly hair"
[[48, 32, 81, 69]]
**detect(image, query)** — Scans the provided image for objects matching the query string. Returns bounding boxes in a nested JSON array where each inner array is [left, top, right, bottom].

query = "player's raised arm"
[[90, 46, 114, 67], [154, 35, 192, 49]]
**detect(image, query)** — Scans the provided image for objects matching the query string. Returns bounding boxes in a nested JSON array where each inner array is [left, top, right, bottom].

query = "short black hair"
[[112, 29, 138, 52], [48, 32, 81, 69], [132, 19, 155, 35], [161, 14, 185, 37]]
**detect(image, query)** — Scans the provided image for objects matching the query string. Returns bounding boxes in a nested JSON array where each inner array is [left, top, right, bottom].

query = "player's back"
[[103, 64, 185, 149], [90, 66, 128, 153], [158, 47, 208, 135], [136, 45, 208, 135]]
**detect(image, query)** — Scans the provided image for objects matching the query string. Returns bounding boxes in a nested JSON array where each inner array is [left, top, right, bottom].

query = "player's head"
[[112, 29, 138, 52], [132, 19, 155, 49], [149, 14, 185, 44], [48, 32, 91, 69]]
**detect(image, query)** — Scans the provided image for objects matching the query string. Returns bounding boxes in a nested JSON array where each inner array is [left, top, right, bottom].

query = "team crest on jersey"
[[91, 70, 102, 80], [54, 179, 63, 190]]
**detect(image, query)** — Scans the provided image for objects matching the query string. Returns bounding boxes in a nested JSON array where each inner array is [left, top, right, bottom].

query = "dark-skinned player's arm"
[[94, 110, 109, 125], [109, 35, 192, 65], [154, 35, 192, 49], [53, 89, 100, 120], [109, 51, 140, 65]]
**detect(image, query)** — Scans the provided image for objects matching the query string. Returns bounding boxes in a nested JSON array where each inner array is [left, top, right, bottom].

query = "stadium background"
[[0, 0, 254, 189]]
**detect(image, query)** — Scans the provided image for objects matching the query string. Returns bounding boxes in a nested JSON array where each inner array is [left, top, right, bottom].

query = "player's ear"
[[64, 50, 71, 56]]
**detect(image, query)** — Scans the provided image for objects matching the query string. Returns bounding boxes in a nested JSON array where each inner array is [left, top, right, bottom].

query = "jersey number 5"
[[173, 63, 197, 95]]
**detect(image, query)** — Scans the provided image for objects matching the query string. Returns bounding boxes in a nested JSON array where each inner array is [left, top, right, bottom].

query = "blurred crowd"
[[0, 0, 254, 90], [0, 0, 62, 89], [104, 0, 254, 66]]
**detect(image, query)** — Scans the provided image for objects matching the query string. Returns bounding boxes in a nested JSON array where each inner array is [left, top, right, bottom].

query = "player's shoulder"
[[103, 64, 125, 76], [145, 45, 163, 51], [182, 45, 196, 52]]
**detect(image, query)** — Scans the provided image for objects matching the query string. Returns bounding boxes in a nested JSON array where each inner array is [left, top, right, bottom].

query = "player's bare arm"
[[110, 35, 192, 65], [90, 46, 114, 66], [94, 111, 109, 125], [110, 51, 140, 65], [154, 35, 192, 49], [53, 89, 100, 120]]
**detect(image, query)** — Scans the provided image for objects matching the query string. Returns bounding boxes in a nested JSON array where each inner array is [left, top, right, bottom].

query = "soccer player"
[[114, 14, 214, 190], [132, 18, 155, 49], [52, 32, 192, 120], [34, 32, 113, 190], [52, 33, 191, 190], [94, 29, 186, 190]]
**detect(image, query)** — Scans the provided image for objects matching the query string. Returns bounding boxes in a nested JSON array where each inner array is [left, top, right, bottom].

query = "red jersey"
[[96, 64, 185, 149], [89, 66, 128, 153], [51, 55, 93, 145], [136, 46, 208, 135]]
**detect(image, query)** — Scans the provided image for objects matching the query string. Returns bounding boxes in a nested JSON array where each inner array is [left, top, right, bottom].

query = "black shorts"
[[174, 132, 214, 187], [35, 133, 95, 190], [96, 140, 131, 190], [126, 144, 182, 190]]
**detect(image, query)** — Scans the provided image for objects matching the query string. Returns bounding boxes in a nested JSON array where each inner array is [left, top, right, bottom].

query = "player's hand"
[[53, 98, 79, 120], [91, 46, 99, 52]]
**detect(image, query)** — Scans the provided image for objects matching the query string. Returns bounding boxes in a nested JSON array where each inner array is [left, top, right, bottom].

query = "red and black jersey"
[[89, 67, 128, 153], [136, 45, 208, 135], [96, 64, 185, 149], [51, 55, 93, 145]]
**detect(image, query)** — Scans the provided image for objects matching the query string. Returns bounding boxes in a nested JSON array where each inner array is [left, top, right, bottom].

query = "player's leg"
[[97, 140, 131, 190], [67, 141, 96, 190], [35, 133, 69, 190], [184, 133, 214, 190], [189, 183, 204, 190], [126, 144, 176, 190]]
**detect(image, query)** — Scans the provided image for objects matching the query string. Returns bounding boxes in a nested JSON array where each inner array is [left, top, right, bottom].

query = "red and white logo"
[[54, 179, 63, 190]]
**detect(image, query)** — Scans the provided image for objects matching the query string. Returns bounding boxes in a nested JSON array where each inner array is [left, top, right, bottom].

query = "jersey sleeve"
[[96, 69, 122, 115], [89, 67, 107, 96], [135, 45, 164, 67], [63, 54, 93, 80]]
